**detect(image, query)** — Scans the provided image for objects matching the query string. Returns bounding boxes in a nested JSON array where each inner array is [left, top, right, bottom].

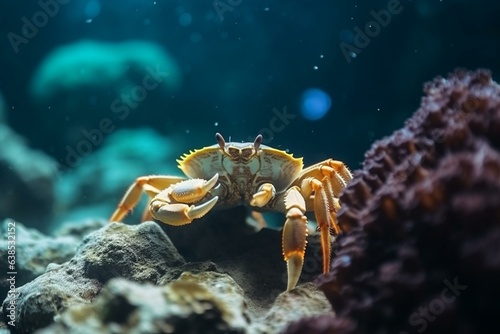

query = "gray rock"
[[0, 219, 97, 302], [34, 271, 329, 334], [37, 273, 249, 334], [158, 207, 328, 311], [0, 125, 57, 227], [1, 214, 333, 334], [254, 283, 334, 334], [1, 222, 185, 334]]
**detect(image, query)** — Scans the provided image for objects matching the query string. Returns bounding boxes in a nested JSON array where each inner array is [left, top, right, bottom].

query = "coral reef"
[[0, 125, 57, 227], [289, 69, 500, 333], [0, 219, 104, 302], [1, 215, 331, 333]]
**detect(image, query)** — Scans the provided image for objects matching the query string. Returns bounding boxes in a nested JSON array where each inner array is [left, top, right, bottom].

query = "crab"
[[109, 133, 352, 291]]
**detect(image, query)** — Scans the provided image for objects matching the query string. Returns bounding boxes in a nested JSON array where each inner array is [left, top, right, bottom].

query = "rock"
[[0, 125, 57, 228], [37, 276, 331, 334], [1, 212, 333, 333], [256, 283, 334, 334], [38, 273, 249, 334], [0, 219, 104, 302], [157, 206, 327, 308], [1, 222, 184, 334]]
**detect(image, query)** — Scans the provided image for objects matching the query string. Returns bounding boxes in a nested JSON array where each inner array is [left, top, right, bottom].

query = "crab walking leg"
[[141, 184, 164, 222], [110, 175, 187, 222], [319, 176, 342, 235], [327, 159, 353, 185], [297, 159, 352, 190], [250, 211, 268, 229], [309, 178, 333, 273], [319, 165, 350, 196], [282, 186, 308, 291]]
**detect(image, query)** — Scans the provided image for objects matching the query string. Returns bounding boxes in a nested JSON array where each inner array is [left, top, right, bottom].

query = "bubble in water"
[[300, 88, 331, 121]]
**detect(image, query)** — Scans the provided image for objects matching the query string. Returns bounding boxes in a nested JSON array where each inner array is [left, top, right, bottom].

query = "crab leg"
[[297, 159, 352, 191], [110, 175, 187, 222], [310, 178, 333, 273], [282, 186, 308, 291]]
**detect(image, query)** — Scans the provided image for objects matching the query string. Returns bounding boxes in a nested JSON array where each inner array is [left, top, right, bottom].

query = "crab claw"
[[151, 196, 219, 226], [250, 183, 276, 207], [170, 173, 219, 203]]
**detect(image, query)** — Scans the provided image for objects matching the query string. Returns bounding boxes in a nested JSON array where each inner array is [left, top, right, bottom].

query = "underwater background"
[[2, 1, 500, 333], [1, 0, 499, 229]]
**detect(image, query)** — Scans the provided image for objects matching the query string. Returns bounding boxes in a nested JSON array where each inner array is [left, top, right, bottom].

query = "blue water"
[[0, 0, 499, 229]]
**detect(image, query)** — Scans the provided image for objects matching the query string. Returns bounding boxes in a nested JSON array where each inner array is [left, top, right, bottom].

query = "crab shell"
[[177, 141, 304, 210]]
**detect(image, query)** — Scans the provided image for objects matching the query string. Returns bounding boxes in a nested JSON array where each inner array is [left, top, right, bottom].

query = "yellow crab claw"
[[169, 173, 219, 203], [151, 196, 219, 226], [250, 183, 276, 207]]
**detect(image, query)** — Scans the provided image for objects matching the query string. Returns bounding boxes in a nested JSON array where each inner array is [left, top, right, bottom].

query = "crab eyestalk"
[[216, 132, 226, 149], [253, 134, 263, 151]]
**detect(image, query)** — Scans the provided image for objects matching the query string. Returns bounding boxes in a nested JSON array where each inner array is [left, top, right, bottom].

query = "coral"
[[283, 314, 356, 334], [0, 219, 104, 302], [310, 69, 500, 333]]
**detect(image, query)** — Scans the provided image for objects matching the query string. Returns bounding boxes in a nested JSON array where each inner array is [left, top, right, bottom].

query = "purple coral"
[[285, 69, 500, 334]]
